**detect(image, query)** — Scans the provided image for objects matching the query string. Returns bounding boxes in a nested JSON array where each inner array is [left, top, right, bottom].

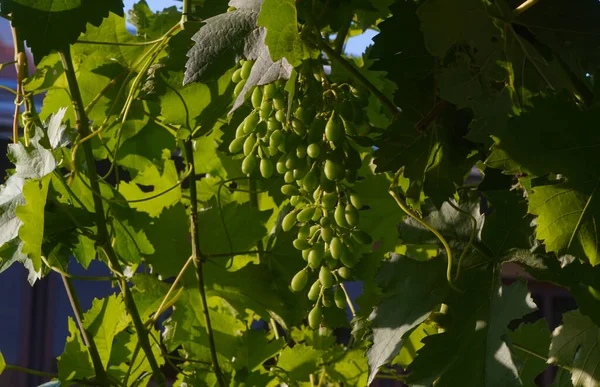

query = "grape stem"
[[446, 200, 477, 281], [388, 170, 463, 293], [183, 139, 226, 387]]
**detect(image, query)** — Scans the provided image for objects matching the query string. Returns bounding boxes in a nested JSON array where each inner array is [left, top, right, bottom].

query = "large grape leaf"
[[486, 95, 600, 265], [549, 310, 600, 387], [57, 317, 94, 382], [3, 0, 124, 62], [406, 270, 536, 386], [275, 344, 324, 383], [509, 319, 552, 387], [366, 254, 450, 384]]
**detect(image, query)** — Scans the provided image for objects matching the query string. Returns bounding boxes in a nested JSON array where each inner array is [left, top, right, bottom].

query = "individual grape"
[[307, 143, 320, 159], [308, 304, 322, 329], [260, 158, 274, 178], [232, 68, 242, 83], [276, 158, 288, 174], [243, 134, 256, 156], [281, 184, 300, 196], [241, 154, 257, 174], [302, 170, 319, 192], [244, 111, 259, 133], [251, 87, 262, 109], [345, 203, 359, 226], [293, 238, 311, 250], [259, 100, 272, 120], [349, 194, 362, 209], [302, 249, 310, 260], [273, 96, 285, 110], [282, 211, 297, 232], [291, 118, 306, 136], [235, 121, 246, 138], [284, 171, 295, 183], [290, 195, 301, 206], [275, 109, 286, 123], [309, 225, 321, 238], [267, 117, 281, 131], [291, 269, 308, 292], [321, 290, 333, 308], [285, 154, 298, 170], [297, 207, 316, 223], [325, 253, 339, 269], [296, 145, 307, 159], [241, 60, 253, 79], [340, 251, 358, 268], [321, 226, 333, 243], [325, 112, 343, 142], [270, 130, 285, 148], [293, 167, 308, 180], [234, 79, 246, 97], [324, 159, 344, 181], [321, 191, 338, 210], [351, 230, 373, 245], [334, 287, 347, 309], [263, 83, 276, 98], [319, 266, 334, 288], [337, 266, 351, 279], [228, 137, 244, 154], [308, 246, 324, 269], [320, 216, 331, 227], [334, 204, 347, 227], [330, 237, 344, 260], [311, 207, 322, 222], [307, 280, 321, 301]]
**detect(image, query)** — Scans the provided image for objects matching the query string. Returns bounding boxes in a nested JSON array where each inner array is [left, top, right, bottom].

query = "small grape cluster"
[[230, 60, 373, 328]]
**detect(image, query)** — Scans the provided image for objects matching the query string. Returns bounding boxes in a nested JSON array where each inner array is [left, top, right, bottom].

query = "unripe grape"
[[290, 195, 301, 206], [302, 170, 319, 192], [313, 187, 322, 202], [291, 118, 306, 136], [308, 304, 322, 329], [330, 237, 344, 260], [308, 246, 324, 269], [321, 191, 338, 210], [293, 167, 307, 180], [276, 159, 287, 174], [281, 184, 300, 196], [297, 207, 316, 223], [291, 269, 309, 292], [241, 60, 253, 79], [267, 117, 281, 131], [235, 121, 246, 138], [319, 266, 334, 288], [311, 207, 322, 222], [321, 226, 333, 243], [285, 154, 298, 170], [325, 112, 343, 142], [349, 194, 362, 209], [308, 280, 321, 301], [296, 145, 307, 159], [337, 266, 351, 279], [273, 96, 285, 110], [234, 79, 246, 96], [320, 216, 331, 227], [322, 290, 333, 308], [309, 225, 321, 238], [284, 171, 295, 183], [275, 109, 286, 123], [334, 287, 347, 309], [243, 134, 256, 156], [260, 158, 274, 178], [228, 137, 244, 154], [282, 212, 297, 231], [241, 154, 257, 174], [352, 230, 373, 245], [345, 203, 359, 226], [232, 69, 242, 83], [298, 224, 310, 239], [263, 83, 276, 98], [293, 238, 312, 250], [251, 87, 262, 109], [340, 251, 358, 268], [324, 159, 344, 181], [302, 249, 310, 260], [325, 253, 339, 269], [307, 143, 320, 159], [259, 100, 272, 120], [270, 130, 285, 148], [334, 204, 347, 227], [244, 111, 259, 134]]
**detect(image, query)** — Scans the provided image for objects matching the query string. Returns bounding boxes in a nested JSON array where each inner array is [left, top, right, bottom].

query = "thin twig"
[[59, 46, 166, 387], [4, 365, 98, 385], [513, 0, 539, 16], [76, 38, 164, 46], [149, 256, 194, 324], [184, 139, 225, 387], [446, 200, 477, 281]]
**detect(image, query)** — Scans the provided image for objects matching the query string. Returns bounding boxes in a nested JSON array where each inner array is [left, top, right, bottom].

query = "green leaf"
[[128, 2, 180, 40], [407, 271, 537, 386], [549, 310, 600, 387], [366, 254, 450, 384], [237, 329, 285, 372], [16, 175, 52, 274], [57, 317, 95, 382], [391, 321, 438, 369], [83, 294, 130, 368], [275, 343, 324, 383], [0, 176, 27, 258], [184, 1, 263, 84], [486, 95, 600, 265], [257, 0, 308, 66], [4, 0, 124, 62], [8, 128, 56, 179], [509, 319, 551, 387], [326, 348, 369, 387], [0, 351, 5, 375]]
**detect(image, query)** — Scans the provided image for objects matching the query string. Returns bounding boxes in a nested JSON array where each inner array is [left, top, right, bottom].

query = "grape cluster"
[[230, 60, 373, 329]]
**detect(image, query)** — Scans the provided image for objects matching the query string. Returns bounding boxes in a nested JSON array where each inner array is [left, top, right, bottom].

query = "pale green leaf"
[[57, 317, 95, 382]]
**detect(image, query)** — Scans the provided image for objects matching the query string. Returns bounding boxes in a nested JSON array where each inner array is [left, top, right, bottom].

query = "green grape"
[[260, 158, 274, 178], [241, 154, 257, 174], [324, 159, 344, 181], [307, 143, 320, 158], [275, 109, 286, 123], [298, 223, 310, 239], [267, 117, 281, 131], [309, 225, 321, 238], [320, 216, 331, 227], [282, 211, 297, 232], [244, 111, 259, 133], [291, 269, 308, 292], [330, 237, 345, 260], [281, 184, 300, 196], [270, 130, 285, 148], [243, 134, 256, 156], [293, 167, 307, 180], [235, 121, 246, 138], [290, 195, 301, 206], [321, 226, 333, 243], [284, 171, 295, 183], [319, 266, 334, 288], [276, 158, 288, 174], [302, 249, 310, 261], [321, 191, 338, 210], [268, 145, 279, 157], [325, 112, 343, 142], [321, 290, 333, 308], [296, 145, 307, 159], [293, 238, 312, 251], [251, 87, 262, 109], [349, 194, 362, 209], [308, 280, 321, 301], [259, 100, 273, 120], [285, 154, 298, 170], [325, 253, 339, 269], [228, 137, 244, 154], [334, 287, 347, 309], [340, 251, 358, 268], [308, 304, 322, 329], [291, 118, 306, 136], [308, 246, 324, 269], [352, 230, 373, 245], [337, 266, 351, 279], [234, 79, 246, 96], [263, 83, 276, 98], [312, 187, 322, 202], [311, 207, 322, 222], [302, 170, 319, 192], [341, 116, 358, 136], [297, 207, 316, 223], [232, 68, 242, 83], [273, 96, 285, 110], [345, 203, 359, 226], [334, 204, 347, 227], [241, 60, 253, 79]]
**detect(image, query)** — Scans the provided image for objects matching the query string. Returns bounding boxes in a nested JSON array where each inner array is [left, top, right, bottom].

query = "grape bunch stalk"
[[229, 59, 374, 328]]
